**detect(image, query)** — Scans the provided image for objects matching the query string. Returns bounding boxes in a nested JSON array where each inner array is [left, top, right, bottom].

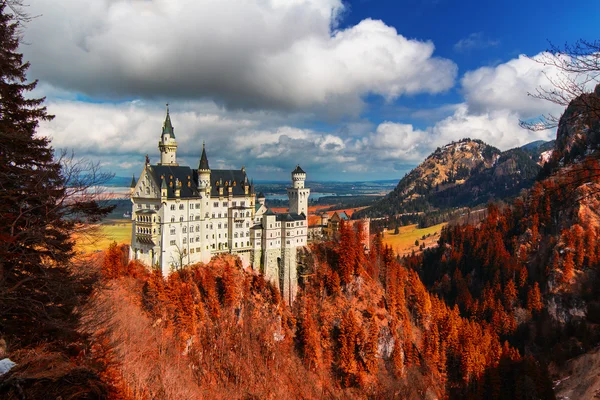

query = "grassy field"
[[382, 223, 446, 256], [74, 219, 132, 254]]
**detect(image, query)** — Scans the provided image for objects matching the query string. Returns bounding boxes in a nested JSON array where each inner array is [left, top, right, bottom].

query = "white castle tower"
[[287, 165, 310, 216], [158, 105, 178, 166]]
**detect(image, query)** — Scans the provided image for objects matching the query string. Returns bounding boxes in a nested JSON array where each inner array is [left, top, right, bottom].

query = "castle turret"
[[287, 165, 310, 216], [158, 105, 178, 166], [129, 174, 136, 196], [160, 176, 168, 200], [197, 142, 210, 191], [257, 192, 266, 206]]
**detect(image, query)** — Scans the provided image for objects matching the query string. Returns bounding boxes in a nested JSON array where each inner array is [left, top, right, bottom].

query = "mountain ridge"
[[356, 138, 548, 220]]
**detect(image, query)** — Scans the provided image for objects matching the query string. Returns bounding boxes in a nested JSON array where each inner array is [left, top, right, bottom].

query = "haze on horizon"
[[22, 0, 599, 181]]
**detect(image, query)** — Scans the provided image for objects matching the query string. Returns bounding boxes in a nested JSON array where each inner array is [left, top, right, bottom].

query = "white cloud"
[[365, 122, 429, 161], [431, 104, 554, 150], [454, 32, 499, 52], [23, 0, 456, 115], [461, 53, 567, 118]]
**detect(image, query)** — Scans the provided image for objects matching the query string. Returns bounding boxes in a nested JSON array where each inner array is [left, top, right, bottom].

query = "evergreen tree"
[[0, 3, 112, 344]]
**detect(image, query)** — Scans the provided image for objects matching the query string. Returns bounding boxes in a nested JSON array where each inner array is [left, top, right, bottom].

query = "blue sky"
[[21, 0, 600, 181]]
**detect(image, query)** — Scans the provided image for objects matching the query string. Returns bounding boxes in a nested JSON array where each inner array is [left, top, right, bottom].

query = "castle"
[[129, 108, 309, 304]]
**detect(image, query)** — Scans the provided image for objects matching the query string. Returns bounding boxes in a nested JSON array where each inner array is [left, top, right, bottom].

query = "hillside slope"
[[25, 234, 553, 399], [403, 84, 600, 399]]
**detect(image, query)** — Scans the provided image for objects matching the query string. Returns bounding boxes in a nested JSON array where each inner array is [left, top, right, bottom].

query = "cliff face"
[[544, 84, 600, 173]]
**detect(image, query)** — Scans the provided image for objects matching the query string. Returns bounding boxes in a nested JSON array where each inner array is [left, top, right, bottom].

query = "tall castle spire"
[[162, 104, 175, 138], [158, 104, 178, 166], [198, 141, 211, 190], [199, 141, 210, 170]]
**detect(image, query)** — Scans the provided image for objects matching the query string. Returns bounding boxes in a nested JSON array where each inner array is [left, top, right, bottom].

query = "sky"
[[21, 0, 600, 181]]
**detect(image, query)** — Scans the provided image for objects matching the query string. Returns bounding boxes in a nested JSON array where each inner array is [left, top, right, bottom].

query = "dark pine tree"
[[0, 2, 113, 345]]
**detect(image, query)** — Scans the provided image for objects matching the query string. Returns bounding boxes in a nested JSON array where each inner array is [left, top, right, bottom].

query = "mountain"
[[356, 138, 543, 220]]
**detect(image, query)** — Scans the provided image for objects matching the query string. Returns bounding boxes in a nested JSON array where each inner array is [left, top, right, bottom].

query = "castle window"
[[224, 223, 227, 228], [171, 217, 175, 222], [206, 235, 209, 239], [190, 248, 194, 254], [170, 228, 176, 235], [241, 201, 245, 206], [170, 204, 175, 210], [223, 202, 228, 207], [179, 204, 184, 210], [218, 223, 222, 229], [170, 240, 176, 246], [182, 227, 187, 233], [246, 241, 249, 246], [218, 213, 221, 218], [183, 238, 187, 244], [232, 201, 237, 206], [213, 202, 218, 207], [180, 216, 184, 222], [206, 212, 209, 218], [212, 213, 215, 218]]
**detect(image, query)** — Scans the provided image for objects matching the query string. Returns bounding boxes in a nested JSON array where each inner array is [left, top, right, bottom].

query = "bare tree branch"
[[521, 40, 600, 131]]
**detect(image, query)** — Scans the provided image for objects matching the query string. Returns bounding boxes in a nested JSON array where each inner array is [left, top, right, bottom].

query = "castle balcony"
[[135, 233, 156, 246]]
